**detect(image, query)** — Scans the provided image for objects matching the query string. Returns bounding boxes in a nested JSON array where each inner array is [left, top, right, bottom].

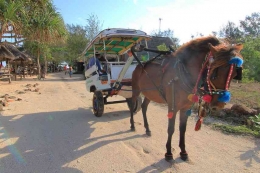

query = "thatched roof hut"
[[0, 43, 32, 64], [2, 43, 27, 60], [0, 44, 15, 61], [22, 51, 35, 64]]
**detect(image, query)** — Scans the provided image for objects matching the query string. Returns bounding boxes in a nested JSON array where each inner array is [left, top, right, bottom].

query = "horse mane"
[[174, 36, 221, 63]]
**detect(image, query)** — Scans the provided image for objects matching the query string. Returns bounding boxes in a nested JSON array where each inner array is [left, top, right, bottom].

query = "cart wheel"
[[127, 96, 142, 113], [93, 91, 104, 117]]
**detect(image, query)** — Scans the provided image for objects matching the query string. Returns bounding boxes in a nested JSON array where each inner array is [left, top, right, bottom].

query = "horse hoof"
[[146, 131, 151, 136], [180, 152, 188, 161], [130, 127, 135, 131], [165, 153, 173, 161]]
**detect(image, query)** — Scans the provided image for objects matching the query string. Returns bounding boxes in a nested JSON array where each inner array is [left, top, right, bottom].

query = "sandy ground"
[[0, 72, 259, 173]]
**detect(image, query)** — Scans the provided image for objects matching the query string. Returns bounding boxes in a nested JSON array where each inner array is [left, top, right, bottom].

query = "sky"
[[54, 0, 259, 44]]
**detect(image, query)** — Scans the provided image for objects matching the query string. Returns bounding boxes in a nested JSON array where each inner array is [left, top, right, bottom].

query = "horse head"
[[205, 42, 244, 111]]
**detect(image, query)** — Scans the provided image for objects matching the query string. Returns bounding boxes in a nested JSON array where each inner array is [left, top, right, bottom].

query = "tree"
[[241, 37, 260, 82], [0, 0, 24, 42], [85, 14, 103, 40], [219, 21, 242, 44], [22, 0, 67, 78], [240, 12, 260, 38], [65, 24, 88, 64], [151, 28, 180, 48], [211, 31, 217, 36]]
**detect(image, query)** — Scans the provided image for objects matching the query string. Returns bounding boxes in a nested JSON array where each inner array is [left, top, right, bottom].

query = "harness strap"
[[225, 64, 234, 90], [162, 62, 170, 73], [178, 62, 194, 93], [206, 66, 212, 95], [130, 47, 168, 102]]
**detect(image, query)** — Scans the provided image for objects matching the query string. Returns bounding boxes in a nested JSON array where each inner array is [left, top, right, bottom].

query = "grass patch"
[[230, 82, 260, 108], [212, 123, 260, 138]]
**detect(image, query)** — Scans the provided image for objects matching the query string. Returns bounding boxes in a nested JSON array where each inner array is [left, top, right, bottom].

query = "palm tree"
[[0, 0, 24, 43], [22, 1, 67, 78], [1, 0, 67, 79]]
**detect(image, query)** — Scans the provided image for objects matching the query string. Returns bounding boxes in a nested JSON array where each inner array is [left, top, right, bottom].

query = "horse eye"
[[211, 76, 217, 80], [211, 68, 218, 80]]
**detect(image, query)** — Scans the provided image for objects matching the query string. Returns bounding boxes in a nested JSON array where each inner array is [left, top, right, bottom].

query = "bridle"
[[188, 50, 243, 131], [190, 51, 243, 104]]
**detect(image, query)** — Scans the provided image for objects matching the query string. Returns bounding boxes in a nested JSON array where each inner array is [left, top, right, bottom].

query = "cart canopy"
[[82, 28, 151, 57]]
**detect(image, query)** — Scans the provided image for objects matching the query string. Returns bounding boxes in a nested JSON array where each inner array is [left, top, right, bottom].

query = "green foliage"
[[49, 45, 67, 64], [157, 43, 169, 51], [248, 114, 260, 131], [212, 124, 260, 137], [65, 24, 88, 64], [0, 0, 24, 38], [19, 0, 67, 78], [219, 21, 243, 43], [62, 14, 102, 65], [241, 37, 260, 82], [141, 55, 148, 61], [241, 69, 255, 83], [23, 2, 68, 44], [24, 41, 52, 63], [218, 12, 260, 82], [240, 12, 260, 37]]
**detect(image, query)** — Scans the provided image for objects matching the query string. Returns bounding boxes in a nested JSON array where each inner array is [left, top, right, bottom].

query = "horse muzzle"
[[209, 101, 226, 112]]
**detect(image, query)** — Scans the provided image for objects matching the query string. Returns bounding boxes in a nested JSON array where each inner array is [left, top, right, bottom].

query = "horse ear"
[[208, 43, 217, 54], [234, 44, 243, 52]]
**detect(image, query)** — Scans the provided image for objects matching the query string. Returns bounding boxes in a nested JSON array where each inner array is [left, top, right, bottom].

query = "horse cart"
[[82, 28, 151, 117]]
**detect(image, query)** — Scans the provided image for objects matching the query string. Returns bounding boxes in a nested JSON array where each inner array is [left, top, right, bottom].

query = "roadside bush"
[[241, 69, 255, 83], [248, 114, 260, 131]]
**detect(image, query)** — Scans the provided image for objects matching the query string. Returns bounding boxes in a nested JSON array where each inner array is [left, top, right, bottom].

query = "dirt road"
[[0, 72, 259, 173]]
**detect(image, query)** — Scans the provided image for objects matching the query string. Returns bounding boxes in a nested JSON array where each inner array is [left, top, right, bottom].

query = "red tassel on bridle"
[[202, 94, 212, 103], [195, 118, 203, 131]]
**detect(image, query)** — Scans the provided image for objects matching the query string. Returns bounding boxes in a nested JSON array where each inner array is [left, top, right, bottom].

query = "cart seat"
[[110, 64, 136, 80], [85, 65, 97, 78]]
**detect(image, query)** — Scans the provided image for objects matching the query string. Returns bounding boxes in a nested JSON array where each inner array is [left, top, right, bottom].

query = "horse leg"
[[179, 109, 189, 161], [165, 111, 177, 161], [142, 97, 151, 136], [129, 91, 141, 131]]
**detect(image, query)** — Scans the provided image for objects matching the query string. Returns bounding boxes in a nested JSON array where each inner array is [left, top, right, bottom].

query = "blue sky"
[[53, 0, 259, 44]]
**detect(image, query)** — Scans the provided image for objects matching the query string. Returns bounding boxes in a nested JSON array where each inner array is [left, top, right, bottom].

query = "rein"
[[193, 52, 212, 94]]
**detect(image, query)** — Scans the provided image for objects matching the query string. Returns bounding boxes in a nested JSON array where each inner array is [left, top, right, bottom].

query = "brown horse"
[[129, 36, 244, 161]]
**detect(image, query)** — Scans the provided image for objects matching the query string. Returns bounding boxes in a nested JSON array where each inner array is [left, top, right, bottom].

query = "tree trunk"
[[37, 49, 41, 80], [44, 55, 47, 75], [14, 64, 17, 81]]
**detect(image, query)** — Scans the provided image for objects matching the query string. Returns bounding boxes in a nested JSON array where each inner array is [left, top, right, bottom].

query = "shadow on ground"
[[0, 107, 141, 173], [239, 139, 260, 167]]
